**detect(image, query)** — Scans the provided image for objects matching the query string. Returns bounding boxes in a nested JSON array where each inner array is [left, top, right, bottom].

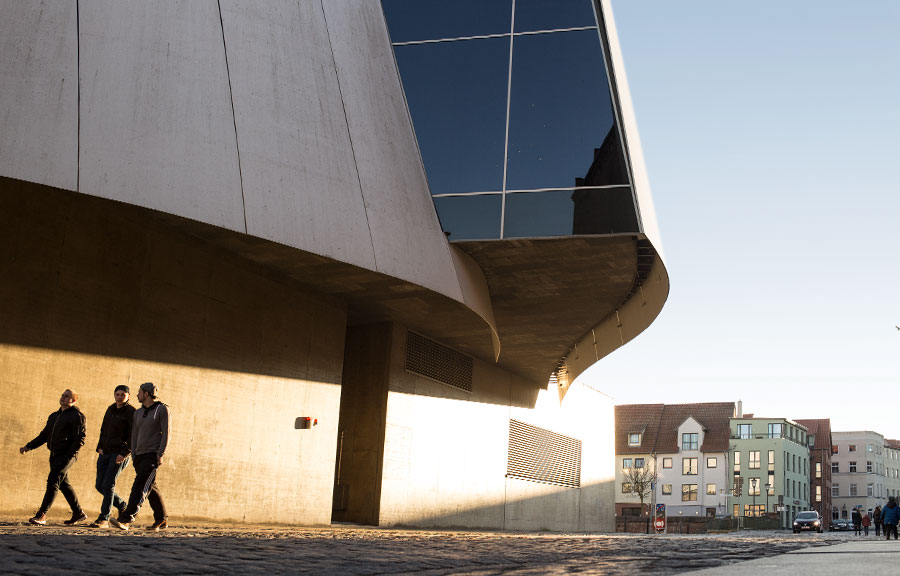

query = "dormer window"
[[628, 433, 641, 446], [682, 433, 699, 451]]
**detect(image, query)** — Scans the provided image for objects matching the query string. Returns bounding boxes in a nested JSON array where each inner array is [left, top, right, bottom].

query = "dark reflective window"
[[434, 195, 502, 240], [382, 0, 511, 43], [506, 29, 622, 191], [514, 0, 596, 33], [504, 187, 638, 238], [395, 38, 509, 195]]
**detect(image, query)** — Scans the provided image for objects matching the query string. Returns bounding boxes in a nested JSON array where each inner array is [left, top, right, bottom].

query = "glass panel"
[[394, 38, 509, 195], [433, 195, 502, 240], [505, 187, 638, 238], [514, 0, 597, 33], [507, 29, 625, 191], [382, 0, 512, 43]]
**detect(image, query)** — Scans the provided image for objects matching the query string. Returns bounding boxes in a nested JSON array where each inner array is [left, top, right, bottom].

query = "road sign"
[[655, 517, 666, 532]]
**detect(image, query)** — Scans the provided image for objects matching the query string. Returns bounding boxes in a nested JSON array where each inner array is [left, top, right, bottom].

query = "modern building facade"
[[795, 418, 833, 528], [615, 403, 734, 518], [729, 417, 810, 529], [0, 1, 667, 529]]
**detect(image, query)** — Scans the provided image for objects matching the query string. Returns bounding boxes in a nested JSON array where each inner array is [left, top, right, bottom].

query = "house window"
[[832, 462, 839, 474], [682, 433, 699, 451], [748, 478, 761, 496], [832, 445, 839, 454], [768, 450, 775, 471], [706, 483, 717, 496], [634, 458, 645, 469], [832, 484, 840, 497], [662, 483, 672, 495], [809, 434, 816, 447], [849, 445, 857, 452], [733, 504, 740, 518], [816, 462, 822, 478], [707, 457, 717, 468], [749, 451, 761, 469], [868, 484, 874, 497], [868, 444, 874, 453], [733, 451, 741, 474], [737, 424, 751, 439], [744, 504, 765, 517], [662, 457, 672, 469], [768, 473, 775, 495], [628, 433, 641, 446], [622, 482, 633, 493], [768, 423, 782, 438], [816, 485, 822, 502], [867, 461, 873, 473], [850, 461, 857, 473], [623, 458, 632, 469], [850, 484, 858, 497], [683, 458, 698, 475], [682, 484, 698, 502]]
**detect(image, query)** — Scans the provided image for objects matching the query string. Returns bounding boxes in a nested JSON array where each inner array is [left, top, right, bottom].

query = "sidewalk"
[[690, 539, 900, 575]]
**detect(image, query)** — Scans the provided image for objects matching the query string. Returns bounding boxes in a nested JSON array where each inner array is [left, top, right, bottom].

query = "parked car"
[[793, 511, 824, 533], [829, 518, 853, 531]]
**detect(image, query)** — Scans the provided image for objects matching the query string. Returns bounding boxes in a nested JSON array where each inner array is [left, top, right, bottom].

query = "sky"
[[582, 1, 900, 436]]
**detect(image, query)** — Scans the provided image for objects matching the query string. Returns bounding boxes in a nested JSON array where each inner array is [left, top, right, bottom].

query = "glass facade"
[[383, 0, 639, 240]]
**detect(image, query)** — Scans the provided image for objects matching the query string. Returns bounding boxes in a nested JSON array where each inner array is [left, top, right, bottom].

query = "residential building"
[[832, 431, 892, 520], [615, 403, 734, 517], [795, 419, 833, 529], [0, 2, 668, 529], [730, 416, 810, 529]]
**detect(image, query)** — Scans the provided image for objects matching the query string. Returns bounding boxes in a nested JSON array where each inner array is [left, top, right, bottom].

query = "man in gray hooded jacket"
[[110, 382, 169, 531]]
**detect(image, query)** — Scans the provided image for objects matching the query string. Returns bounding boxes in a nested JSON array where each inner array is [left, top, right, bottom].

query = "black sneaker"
[[64, 511, 88, 525]]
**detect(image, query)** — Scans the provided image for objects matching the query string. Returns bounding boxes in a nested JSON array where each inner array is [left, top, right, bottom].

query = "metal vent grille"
[[507, 419, 581, 488], [405, 331, 473, 392]]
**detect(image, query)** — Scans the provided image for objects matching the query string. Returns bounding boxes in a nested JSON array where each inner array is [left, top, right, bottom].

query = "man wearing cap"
[[111, 382, 169, 531], [89, 384, 135, 528], [19, 389, 87, 526]]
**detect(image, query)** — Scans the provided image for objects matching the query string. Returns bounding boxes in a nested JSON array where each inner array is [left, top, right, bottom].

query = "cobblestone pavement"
[[0, 518, 856, 575]]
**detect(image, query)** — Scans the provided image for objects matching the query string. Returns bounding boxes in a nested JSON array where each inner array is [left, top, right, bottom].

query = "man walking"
[[19, 389, 87, 525], [884, 496, 900, 540], [111, 382, 169, 531], [90, 384, 136, 528]]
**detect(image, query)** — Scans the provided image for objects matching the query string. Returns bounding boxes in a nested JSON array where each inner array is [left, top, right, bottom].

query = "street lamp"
[[765, 483, 772, 515], [750, 478, 759, 516]]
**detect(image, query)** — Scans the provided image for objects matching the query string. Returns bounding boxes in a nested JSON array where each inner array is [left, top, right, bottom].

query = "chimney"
[[736, 400, 743, 418]]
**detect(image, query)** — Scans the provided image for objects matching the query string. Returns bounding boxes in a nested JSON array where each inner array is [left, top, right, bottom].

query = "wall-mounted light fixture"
[[295, 417, 318, 429]]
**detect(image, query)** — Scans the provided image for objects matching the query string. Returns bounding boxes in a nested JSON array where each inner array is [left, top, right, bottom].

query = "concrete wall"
[[0, 180, 344, 524], [377, 324, 615, 531]]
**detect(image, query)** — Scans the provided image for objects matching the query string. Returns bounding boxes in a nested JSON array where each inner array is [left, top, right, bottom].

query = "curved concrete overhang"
[[455, 234, 669, 388]]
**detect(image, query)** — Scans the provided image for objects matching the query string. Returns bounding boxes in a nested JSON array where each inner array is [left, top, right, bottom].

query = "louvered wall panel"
[[507, 419, 581, 488], [405, 331, 473, 392]]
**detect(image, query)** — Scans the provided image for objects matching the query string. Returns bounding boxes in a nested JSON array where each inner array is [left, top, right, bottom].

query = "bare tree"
[[623, 462, 659, 532]]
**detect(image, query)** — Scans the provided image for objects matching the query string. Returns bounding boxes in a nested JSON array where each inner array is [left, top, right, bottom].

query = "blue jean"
[[95, 452, 129, 521]]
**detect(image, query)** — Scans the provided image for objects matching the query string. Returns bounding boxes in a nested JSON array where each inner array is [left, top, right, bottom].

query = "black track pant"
[[119, 453, 167, 524], [886, 524, 898, 540], [38, 454, 82, 516]]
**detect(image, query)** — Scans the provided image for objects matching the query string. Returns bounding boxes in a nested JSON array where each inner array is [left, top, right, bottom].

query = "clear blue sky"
[[583, 1, 900, 437]]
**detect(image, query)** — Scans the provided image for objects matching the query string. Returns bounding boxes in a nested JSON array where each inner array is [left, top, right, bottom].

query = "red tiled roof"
[[795, 418, 832, 449], [886, 439, 900, 450], [615, 402, 735, 455]]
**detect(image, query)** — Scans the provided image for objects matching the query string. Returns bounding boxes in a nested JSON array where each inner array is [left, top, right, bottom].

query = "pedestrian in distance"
[[883, 496, 900, 540], [90, 384, 136, 528], [875, 505, 883, 537], [852, 507, 862, 536], [110, 382, 169, 531], [862, 511, 871, 535], [18, 389, 87, 526]]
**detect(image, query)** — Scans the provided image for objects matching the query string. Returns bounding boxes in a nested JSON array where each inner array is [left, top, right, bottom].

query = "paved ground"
[[0, 519, 885, 575]]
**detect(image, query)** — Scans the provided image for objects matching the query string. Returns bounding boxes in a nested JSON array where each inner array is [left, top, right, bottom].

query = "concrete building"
[[0, 1, 667, 529], [831, 431, 894, 521], [795, 419, 833, 529], [729, 416, 809, 529], [615, 403, 734, 518]]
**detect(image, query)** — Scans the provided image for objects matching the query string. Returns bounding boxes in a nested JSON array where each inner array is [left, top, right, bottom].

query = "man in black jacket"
[[19, 389, 87, 525], [89, 384, 135, 528]]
